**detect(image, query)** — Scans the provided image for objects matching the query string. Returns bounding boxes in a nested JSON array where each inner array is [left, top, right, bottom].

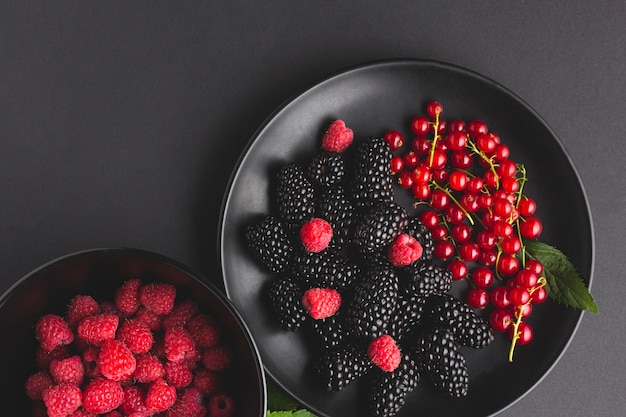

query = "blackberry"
[[388, 292, 426, 341], [309, 315, 347, 351], [426, 294, 494, 349], [351, 137, 394, 207], [313, 344, 372, 391], [276, 163, 315, 228], [402, 217, 434, 261], [267, 277, 307, 331], [245, 215, 293, 274], [307, 151, 345, 187], [345, 267, 399, 339], [369, 353, 420, 417], [416, 327, 469, 398], [316, 185, 355, 248], [354, 202, 408, 254], [402, 262, 452, 298], [290, 250, 359, 290]]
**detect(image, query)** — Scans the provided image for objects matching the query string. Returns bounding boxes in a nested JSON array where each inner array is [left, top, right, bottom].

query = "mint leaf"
[[524, 240, 598, 313], [267, 381, 299, 412]]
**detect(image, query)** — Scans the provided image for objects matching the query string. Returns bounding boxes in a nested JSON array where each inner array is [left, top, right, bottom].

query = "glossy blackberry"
[[369, 353, 420, 417], [309, 315, 347, 351], [354, 202, 408, 254], [267, 277, 306, 331], [351, 137, 394, 207], [426, 294, 494, 349], [245, 215, 293, 274], [388, 292, 426, 341], [345, 267, 399, 339], [290, 250, 359, 290], [402, 262, 452, 298], [313, 344, 372, 391], [416, 328, 469, 398], [316, 185, 355, 248], [402, 217, 434, 261], [307, 151, 345, 187], [276, 163, 315, 228]]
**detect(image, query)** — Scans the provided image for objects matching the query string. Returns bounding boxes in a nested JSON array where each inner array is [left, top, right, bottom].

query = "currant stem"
[[508, 277, 547, 362], [427, 113, 441, 167], [430, 181, 475, 225], [466, 136, 499, 188]]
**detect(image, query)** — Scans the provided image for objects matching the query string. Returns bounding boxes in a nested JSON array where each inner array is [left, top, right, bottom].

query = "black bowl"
[[0, 248, 266, 416]]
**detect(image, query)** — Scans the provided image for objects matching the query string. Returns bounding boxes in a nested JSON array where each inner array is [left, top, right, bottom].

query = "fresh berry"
[[140, 282, 176, 315], [290, 250, 359, 290], [25, 371, 54, 400], [301, 288, 341, 320], [313, 344, 372, 391], [368, 335, 401, 372], [164, 361, 193, 388], [49, 355, 84, 386], [388, 233, 423, 266], [201, 344, 233, 371], [135, 306, 163, 332], [207, 392, 236, 417], [162, 300, 199, 330], [120, 385, 149, 416], [307, 151, 345, 186], [368, 353, 419, 417], [185, 314, 221, 348], [245, 215, 293, 274], [42, 383, 82, 417], [316, 185, 355, 248], [145, 378, 177, 413], [351, 137, 395, 207], [354, 202, 408, 254], [117, 319, 154, 354], [114, 279, 142, 316], [322, 120, 353, 153], [276, 163, 316, 228], [66, 295, 101, 328], [267, 277, 307, 331], [36, 314, 74, 352], [77, 313, 119, 346], [167, 387, 207, 417], [300, 218, 333, 253], [36, 345, 71, 369], [387, 292, 426, 341], [83, 378, 124, 414], [192, 368, 222, 395], [164, 327, 196, 363], [309, 315, 347, 351], [98, 339, 137, 381], [402, 262, 452, 298], [133, 353, 165, 383]]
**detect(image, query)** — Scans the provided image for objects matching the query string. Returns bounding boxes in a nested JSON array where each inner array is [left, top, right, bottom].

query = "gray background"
[[1, 2, 624, 416]]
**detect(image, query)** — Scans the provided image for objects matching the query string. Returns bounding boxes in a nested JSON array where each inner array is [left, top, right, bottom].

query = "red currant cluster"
[[385, 101, 547, 360]]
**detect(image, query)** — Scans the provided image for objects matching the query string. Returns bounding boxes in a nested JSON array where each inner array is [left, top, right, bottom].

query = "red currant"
[[517, 197, 537, 216], [426, 101, 443, 118], [490, 286, 510, 309], [390, 156, 404, 173], [459, 192, 480, 213], [513, 302, 533, 318], [467, 177, 484, 193], [466, 120, 488, 138], [496, 159, 517, 178], [451, 223, 472, 242], [430, 189, 450, 210], [492, 143, 510, 161], [500, 235, 522, 254], [428, 150, 447, 169], [508, 287, 531, 306], [447, 119, 466, 132], [531, 286, 547, 303], [492, 220, 513, 237], [431, 168, 449, 183], [412, 165, 431, 184], [431, 225, 448, 241], [448, 259, 468, 281], [404, 152, 419, 168], [477, 194, 494, 209], [448, 170, 468, 191], [476, 229, 497, 250], [447, 131, 467, 151], [444, 204, 466, 224], [497, 253, 520, 276], [515, 270, 539, 288], [510, 321, 533, 345], [450, 149, 473, 169], [411, 183, 431, 200], [397, 170, 414, 189], [433, 240, 455, 260], [472, 267, 494, 288], [483, 170, 499, 189], [476, 133, 497, 153], [494, 198, 513, 217], [420, 210, 439, 228], [411, 116, 430, 135], [520, 216, 543, 239], [383, 130, 404, 151], [411, 136, 431, 155], [502, 177, 520, 193], [490, 309, 512, 332], [467, 288, 489, 309], [478, 249, 497, 266], [525, 259, 543, 275]]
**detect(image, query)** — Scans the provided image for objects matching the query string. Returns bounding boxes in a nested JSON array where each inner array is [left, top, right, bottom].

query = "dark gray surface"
[[0, 2, 624, 416]]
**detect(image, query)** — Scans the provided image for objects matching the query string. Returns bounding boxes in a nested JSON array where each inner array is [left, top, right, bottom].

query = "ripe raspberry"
[[301, 288, 341, 320], [164, 361, 193, 388], [368, 335, 401, 372], [185, 314, 221, 348], [83, 378, 124, 414], [49, 355, 84, 385], [77, 313, 119, 346], [42, 383, 82, 417], [36, 345, 71, 369], [164, 327, 195, 363], [117, 319, 154, 354], [322, 119, 354, 153], [133, 353, 165, 383], [207, 392, 236, 417], [66, 295, 101, 329], [69, 409, 96, 417], [145, 378, 177, 413], [166, 388, 206, 417], [120, 385, 149, 416], [162, 300, 199, 330], [36, 314, 74, 352], [300, 218, 333, 253], [388, 233, 423, 266], [103, 412, 123, 417], [115, 279, 142, 316], [192, 368, 221, 395], [24, 371, 53, 400], [98, 339, 137, 381], [201, 345, 233, 371], [140, 282, 176, 315], [135, 306, 163, 332], [99, 301, 120, 315]]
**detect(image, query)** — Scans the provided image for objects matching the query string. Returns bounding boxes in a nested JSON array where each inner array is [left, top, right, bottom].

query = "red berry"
[[117, 319, 154, 354], [496, 159, 517, 178], [520, 216, 543, 239], [517, 197, 537, 216], [494, 198, 513, 217], [411, 183, 431, 200], [433, 241, 455, 260], [49, 355, 84, 386], [120, 385, 149, 416], [431, 168, 449, 183], [25, 371, 54, 400], [492, 143, 510, 161], [383, 130, 404, 151], [513, 302, 533, 318], [322, 120, 353, 153], [36, 314, 74, 352], [412, 164, 431, 184], [411, 136, 430, 155], [42, 383, 82, 417], [165, 327, 196, 363], [472, 267, 494, 288], [467, 120, 488, 138], [388, 233, 423, 266], [65, 295, 101, 329], [428, 150, 447, 169], [467, 177, 484, 194], [509, 287, 531, 306], [525, 259, 544, 275], [83, 378, 124, 414], [98, 339, 137, 381], [164, 361, 193, 388], [430, 224, 447, 241], [390, 156, 404, 173], [404, 152, 419, 168], [115, 279, 142, 316], [531, 286, 548, 303], [450, 223, 471, 243], [420, 210, 440, 228], [478, 249, 498, 266], [411, 116, 430, 135], [426, 101, 443, 118], [193, 368, 222, 396], [430, 189, 450, 210], [201, 345, 233, 371], [168, 388, 207, 417], [185, 314, 221, 348], [516, 270, 539, 288], [450, 149, 473, 169], [497, 253, 520, 276], [300, 218, 333, 253], [448, 119, 465, 131], [458, 241, 480, 262], [476, 133, 497, 153], [502, 177, 520, 193], [500, 235, 522, 254], [398, 170, 414, 189], [444, 204, 466, 224], [162, 300, 199, 330], [467, 288, 489, 309], [207, 392, 236, 417], [140, 283, 176, 315], [483, 170, 499, 189], [510, 321, 533, 345], [135, 307, 163, 332], [145, 378, 177, 413], [133, 353, 165, 383], [490, 309, 513, 332], [490, 286, 510, 309], [446, 131, 467, 151], [301, 288, 342, 319], [367, 335, 401, 372], [77, 313, 119, 346], [448, 170, 468, 191], [447, 260, 468, 281], [492, 220, 514, 237], [477, 194, 494, 209]]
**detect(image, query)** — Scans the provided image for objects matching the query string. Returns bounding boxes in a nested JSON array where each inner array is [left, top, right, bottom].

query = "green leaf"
[[267, 411, 318, 417], [524, 240, 598, 313], [267, 381, 299, 412]]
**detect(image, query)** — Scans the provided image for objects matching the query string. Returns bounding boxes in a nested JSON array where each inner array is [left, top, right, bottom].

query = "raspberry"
[[117, 319, 154, 354], [145, 378, 177, 413], [162, 300, 198, 330], [24, 371, 53, 400], [98, 339, 137, 381], [65, 295, 101, 329], [192, 368, 221, 395], [301, 288, 341, 320], [166, 388, 206, 417], [164, 327, 195, 363], [36, 345, 71, 369], [367, 335, 401, 372], [299, 218, 333, 253], [388, 233, 423, 267], [36, 314, 74, 352], [115, 279, 142, 316], [42, 383, 82, 417], [185, 314, 221, 348], [140, 282, 176, 315], [135, 307, 162, 332], [69, 409, 96, 417], [83, 378, 124, 414], [77, 313, 119, 346], [322, 119, 354, 153], [133, 353, 165, 383], [207, 392, 236, 417], [164, 361, 193, 388], [99, 301, 120, 315], [103, 412, 123, 417], [120, 385, 149, 416], [201, 345, 233, 371], [49, 355, 84, 385]]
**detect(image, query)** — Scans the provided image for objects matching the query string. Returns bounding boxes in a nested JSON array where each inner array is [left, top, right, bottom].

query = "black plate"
[[219, 59, 594, 417]]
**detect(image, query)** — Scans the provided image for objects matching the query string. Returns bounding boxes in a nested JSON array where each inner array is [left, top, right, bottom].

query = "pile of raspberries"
[[24, 279, 236, 417]]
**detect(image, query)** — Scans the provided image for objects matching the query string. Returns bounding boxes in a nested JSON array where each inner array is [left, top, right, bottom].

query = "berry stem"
[[466, 137, 499, 188], [430, 181, 475, 226], [508, 277, 547, 362], [427, 113, 441, 167]]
